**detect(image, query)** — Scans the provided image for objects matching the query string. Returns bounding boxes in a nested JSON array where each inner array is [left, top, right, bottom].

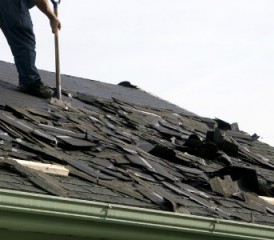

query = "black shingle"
[[0, 61, 274, 226]]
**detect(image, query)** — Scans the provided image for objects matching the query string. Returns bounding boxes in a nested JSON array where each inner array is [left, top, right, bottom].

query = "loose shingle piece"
[[1, 73, 274, 227]]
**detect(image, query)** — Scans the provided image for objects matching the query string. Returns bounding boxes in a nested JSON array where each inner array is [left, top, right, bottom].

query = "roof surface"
[[1, 61, 274, 226]]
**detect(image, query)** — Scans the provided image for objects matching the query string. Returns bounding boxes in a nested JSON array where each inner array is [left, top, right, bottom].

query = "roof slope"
[[1, 61, 274, 226]]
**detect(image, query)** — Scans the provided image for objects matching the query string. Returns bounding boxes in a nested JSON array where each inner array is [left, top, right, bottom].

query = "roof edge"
[[0, 189, 273, 240]]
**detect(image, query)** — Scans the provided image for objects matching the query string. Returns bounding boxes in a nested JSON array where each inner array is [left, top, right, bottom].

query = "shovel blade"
[[50, 97, 71, 110]]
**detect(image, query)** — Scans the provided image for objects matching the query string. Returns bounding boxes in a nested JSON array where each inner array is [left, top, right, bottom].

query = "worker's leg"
[[0, 0, 53, 98], [0, 0, 41, 87]]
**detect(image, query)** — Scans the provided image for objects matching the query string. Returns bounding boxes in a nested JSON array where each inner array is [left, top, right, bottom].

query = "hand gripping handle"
[[50, 0, 61, 9]]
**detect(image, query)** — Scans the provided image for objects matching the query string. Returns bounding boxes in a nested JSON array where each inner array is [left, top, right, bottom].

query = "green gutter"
[[0, 189, 273, 240]]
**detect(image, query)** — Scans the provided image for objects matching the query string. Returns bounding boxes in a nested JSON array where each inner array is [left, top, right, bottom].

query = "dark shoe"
[[19, 81, 54, 99]]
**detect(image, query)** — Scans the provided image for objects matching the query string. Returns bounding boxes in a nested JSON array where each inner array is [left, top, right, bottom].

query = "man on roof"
[[0, 0, 61, 98]]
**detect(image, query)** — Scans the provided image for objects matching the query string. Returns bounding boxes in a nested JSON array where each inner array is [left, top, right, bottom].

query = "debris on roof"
[[1, 61, 274, 226], [117, 81, 138, 89]]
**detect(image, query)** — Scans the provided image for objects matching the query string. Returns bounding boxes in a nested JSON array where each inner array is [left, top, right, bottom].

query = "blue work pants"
[[0, 0, 41, 87]]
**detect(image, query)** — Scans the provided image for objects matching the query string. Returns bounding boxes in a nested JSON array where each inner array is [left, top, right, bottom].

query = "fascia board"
[[0, 189, 273, 240]]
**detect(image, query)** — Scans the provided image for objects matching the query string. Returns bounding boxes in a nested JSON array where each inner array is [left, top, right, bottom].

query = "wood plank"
[[0, 157, 69, 176], [259, 196, 274, 205], [0, 157, 68, 197]]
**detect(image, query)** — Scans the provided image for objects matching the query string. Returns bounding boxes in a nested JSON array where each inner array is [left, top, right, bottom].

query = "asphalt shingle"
[[0, 61, 274, 226]]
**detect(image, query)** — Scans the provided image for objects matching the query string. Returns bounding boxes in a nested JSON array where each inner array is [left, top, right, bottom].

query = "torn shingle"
[[209, 175, 240, 197], [1, 66, 274, 227]]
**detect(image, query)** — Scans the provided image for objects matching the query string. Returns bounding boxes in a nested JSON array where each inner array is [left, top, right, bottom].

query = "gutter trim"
[[0, 189, 273, 240]]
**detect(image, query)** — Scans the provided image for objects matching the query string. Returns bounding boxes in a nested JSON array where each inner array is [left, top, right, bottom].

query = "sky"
[[0, 0, 274, 146]]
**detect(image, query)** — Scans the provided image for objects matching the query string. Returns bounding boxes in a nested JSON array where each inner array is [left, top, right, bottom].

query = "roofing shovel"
[[50, 0, 71, 109]]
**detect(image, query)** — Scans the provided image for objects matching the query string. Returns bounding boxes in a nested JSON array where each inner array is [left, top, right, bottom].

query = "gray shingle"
[[0, 61, 274, 227]]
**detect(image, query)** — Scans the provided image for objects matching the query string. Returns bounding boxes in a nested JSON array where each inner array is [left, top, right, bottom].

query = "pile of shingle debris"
[[1, 93, 274, 226]]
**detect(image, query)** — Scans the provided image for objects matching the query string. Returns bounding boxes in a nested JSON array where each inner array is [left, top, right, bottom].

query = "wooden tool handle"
[[54, 7, 62, 100]]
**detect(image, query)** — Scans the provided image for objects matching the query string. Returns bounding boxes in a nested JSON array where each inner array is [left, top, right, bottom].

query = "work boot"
[[19, 81, 54, 99]]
